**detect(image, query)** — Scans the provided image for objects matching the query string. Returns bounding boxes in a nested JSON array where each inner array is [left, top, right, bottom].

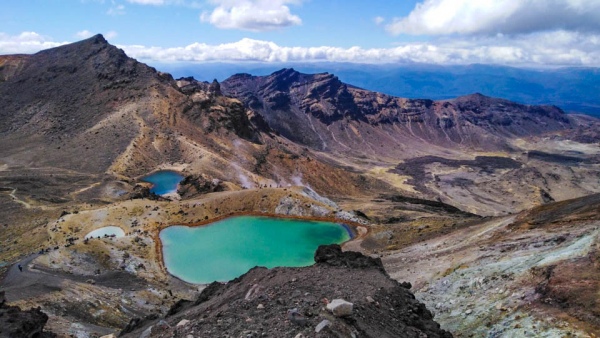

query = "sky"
[[1, 0, 600, 67]]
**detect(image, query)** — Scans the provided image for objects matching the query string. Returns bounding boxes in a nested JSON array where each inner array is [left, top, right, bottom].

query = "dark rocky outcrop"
[[390, 155, 523, 196], [176, 174, 226, 198], [0, 291, 56, 337], [119, 245, 452, 338], [385, 194, 478, 216], [129, 184, 162, 200], [314, 244, 387, 273], [222, 69, 364, 148], [175, 77, 265, 142]]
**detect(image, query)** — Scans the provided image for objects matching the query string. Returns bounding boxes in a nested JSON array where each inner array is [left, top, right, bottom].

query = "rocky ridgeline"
[[221, 68, 579, 152], [119, 245, 452, 338]]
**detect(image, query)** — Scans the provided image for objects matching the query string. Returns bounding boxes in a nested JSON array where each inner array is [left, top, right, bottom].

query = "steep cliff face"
[[222, 69, 576, 155]]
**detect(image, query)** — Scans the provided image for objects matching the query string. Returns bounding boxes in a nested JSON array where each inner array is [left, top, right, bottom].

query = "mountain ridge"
[[158, 62, 600, 117], [221, 68, 578, 154], [0, 34, 177, 174]]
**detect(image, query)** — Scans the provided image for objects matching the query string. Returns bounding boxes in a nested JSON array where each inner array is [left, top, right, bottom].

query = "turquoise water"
[[140, 170, 184, 195], [85, 226, 125, 239], [160, 216, 351, 284]]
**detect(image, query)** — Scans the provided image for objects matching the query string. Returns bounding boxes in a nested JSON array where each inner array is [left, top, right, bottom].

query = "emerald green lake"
[[160, 216, 351, 284]]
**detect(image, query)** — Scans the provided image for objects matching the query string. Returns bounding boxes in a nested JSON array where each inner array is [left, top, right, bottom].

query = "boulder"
[[326, 299, 353, 317]]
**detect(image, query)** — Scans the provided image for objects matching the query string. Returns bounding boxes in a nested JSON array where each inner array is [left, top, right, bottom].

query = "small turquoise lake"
[[140, 170, 184, 195], [160, 216, 351, 284]]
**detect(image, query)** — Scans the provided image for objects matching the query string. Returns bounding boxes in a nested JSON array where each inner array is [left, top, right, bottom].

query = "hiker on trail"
[[17, 264, 22, 272]]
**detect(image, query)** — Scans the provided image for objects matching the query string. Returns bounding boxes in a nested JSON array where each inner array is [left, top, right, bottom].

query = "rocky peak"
[[222, 68, 362, 124], [451, 93, 509, 107], [0, 34, 180, 173], [34, 33, 120, 66], [260, 68, 302, 93], [208, 79, 221, 96], [176, 76, 221, 96], [449, 93, 569, 123], [89, 33, 108, 44], [271, 67, 300, 78]]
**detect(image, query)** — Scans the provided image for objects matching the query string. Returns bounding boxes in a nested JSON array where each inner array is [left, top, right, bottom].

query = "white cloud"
[[76, 30, 94, 39], [374, 16, 385, 25], [2, 30, 599, 67], [0, 32, 66, 55], [386, 0, 600, 36], [200, 0, 302, 31], [105, 31, 119, 39], [119, 31, 600, 67]]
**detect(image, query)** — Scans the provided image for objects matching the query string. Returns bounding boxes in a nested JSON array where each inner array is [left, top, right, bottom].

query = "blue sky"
[[1, 0, 600, 67], [1, 0, 418, 48]]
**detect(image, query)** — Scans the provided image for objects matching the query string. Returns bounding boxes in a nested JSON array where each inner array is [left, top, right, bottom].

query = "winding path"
[[0, 254, 63, 302], [0, 254, 148, 303], [7, 188, 32, 209]]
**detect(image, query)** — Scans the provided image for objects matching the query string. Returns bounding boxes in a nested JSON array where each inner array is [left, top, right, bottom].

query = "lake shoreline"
[[153, 211, 369, 284]]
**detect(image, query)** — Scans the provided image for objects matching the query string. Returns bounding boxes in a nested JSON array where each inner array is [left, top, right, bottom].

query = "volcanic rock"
[[119, 245, 452, 338], [0, 291, 56, 337], [326, 299, 354, 317]]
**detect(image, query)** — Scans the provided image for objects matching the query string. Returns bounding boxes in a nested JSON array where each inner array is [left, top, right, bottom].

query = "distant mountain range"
[[155, 62, 600, 118]]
